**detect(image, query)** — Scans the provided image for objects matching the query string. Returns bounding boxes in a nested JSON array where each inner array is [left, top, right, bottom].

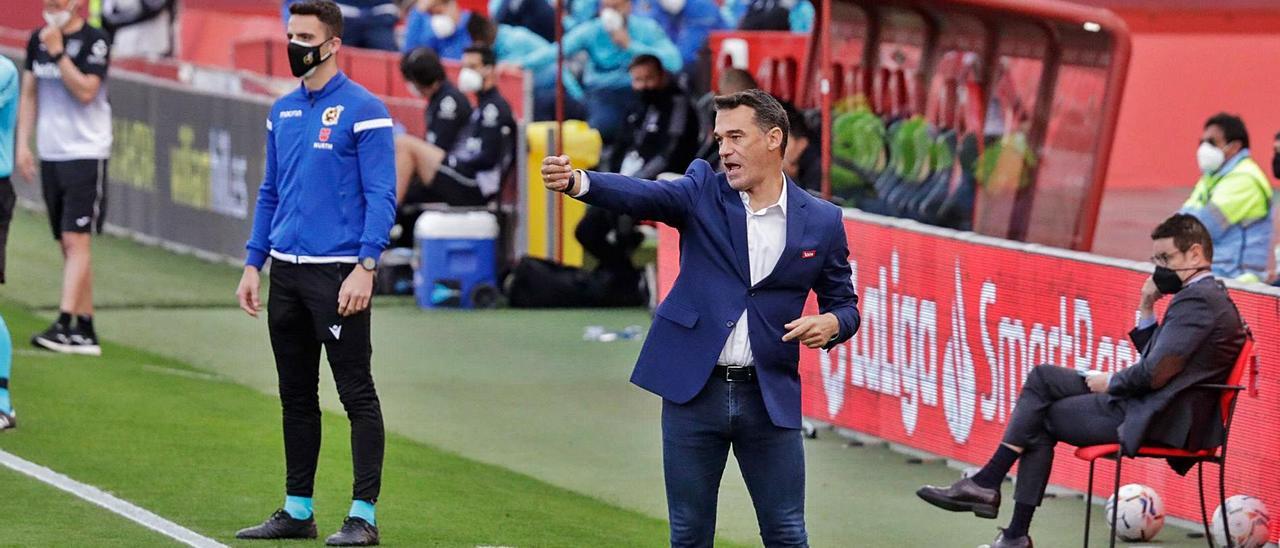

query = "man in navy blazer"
[[543, 89, 860, 547]]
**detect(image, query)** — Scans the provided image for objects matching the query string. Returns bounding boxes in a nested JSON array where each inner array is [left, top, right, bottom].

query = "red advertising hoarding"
[[656, 211, 1280, 540]]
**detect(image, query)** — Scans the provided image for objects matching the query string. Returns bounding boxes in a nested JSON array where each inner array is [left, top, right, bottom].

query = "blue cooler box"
[[414, 211, 500, 309]]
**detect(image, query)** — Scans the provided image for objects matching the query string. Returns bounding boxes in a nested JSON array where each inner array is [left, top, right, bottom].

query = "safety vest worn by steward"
[[1179, 150, 1274, 283]]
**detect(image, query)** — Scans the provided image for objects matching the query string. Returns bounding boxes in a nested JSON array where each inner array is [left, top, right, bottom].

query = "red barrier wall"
[[655, 213, 1280, 541]]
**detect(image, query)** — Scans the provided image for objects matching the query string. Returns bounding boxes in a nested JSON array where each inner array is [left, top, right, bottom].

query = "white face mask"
[[405, 82, 423, 98], [43, 8, 72, 29], [430, 13, 457, 37], [599, 8, 624, 32], [457, 67, 484, 93], [1197, 142, 1226, 174], [658, 0, 685, 14]]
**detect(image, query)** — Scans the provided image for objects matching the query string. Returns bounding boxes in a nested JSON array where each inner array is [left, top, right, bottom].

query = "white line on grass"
[[0, 448, 227, 548]]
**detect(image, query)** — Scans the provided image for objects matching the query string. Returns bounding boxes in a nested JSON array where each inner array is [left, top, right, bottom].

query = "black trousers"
[[268, 262, 384, 501], [575, 206, 643, 272], [1002, 365, 1124, 506]]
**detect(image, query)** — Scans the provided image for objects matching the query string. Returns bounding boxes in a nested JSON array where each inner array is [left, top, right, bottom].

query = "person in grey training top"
[[17, 0, 112, 357]]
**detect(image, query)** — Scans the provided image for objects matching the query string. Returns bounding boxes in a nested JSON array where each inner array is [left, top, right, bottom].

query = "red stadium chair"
[[1073, 330, 1257, 548]]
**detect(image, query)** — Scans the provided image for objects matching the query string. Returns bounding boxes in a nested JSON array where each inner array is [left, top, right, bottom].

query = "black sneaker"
[[235, 509, 317, 540], [34, 323, 102, 356], [31, 323, 72, 353], [66, 326, 102, 357], [0, 411, 14, 432], [325, 517, 379, 546]]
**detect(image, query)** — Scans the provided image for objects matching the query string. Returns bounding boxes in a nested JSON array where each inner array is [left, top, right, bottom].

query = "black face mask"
[[288, 38, 332, 78], [638, 86, 668, 105], [1152, 265, 1207, 295], [1272, 154, 1280, 179]]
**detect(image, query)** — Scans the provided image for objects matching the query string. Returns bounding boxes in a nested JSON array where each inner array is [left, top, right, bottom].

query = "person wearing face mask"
[[1179, 113, 1274, 284], [17, 0, 112, 356], [606, 54, 698, 179], [402, 0, 475, 59], [521, 0, 682, 142], [918, 214, 1246, 548], [575, 54, 698, 295], [234, 1, 395, 545], [399, 47, 471, 152], [543, 89, 860, 547], [632, 0, 727, 71], [395, 46, 517, 207], [464, 13, 586, 122]]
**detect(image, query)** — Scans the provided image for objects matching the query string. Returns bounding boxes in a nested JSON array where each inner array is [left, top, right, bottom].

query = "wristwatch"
[[49, 51, 65, 62], [359, 256, 377, 272]]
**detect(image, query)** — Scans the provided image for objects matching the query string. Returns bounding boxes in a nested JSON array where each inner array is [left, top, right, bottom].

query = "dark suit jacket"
[[1110, 277, 1245, 468], [577, 159, 861, 429]]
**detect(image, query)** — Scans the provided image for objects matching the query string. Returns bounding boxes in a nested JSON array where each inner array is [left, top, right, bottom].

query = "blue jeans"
[[662, 377, 808, 548]]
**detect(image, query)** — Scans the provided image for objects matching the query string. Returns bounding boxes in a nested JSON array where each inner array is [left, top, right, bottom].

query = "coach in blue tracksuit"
[[542, 89, 860, 547], [235, 2, 394, 546]]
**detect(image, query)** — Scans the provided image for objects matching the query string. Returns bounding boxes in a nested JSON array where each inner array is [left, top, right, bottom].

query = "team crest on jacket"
[[440, 96, 457, 119], [322, 105, 345, 126]]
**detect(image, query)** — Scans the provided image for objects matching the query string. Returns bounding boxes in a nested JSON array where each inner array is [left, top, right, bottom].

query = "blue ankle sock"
[[0, 314, 12, 415], [349, 500, 376, 525], [284, 496, 313, 520]]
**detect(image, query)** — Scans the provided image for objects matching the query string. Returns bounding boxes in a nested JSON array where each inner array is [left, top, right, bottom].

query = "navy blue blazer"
[[578, 159, 861, 429]]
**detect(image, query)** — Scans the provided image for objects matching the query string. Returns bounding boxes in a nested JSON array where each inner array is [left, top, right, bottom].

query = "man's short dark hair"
[[1205, 112, 1249, 149], [289, 0, 344, 39], [718, 68, 758, 94], [466, 14, 498, 46], [714, 88, 789, 154], [629, 54, 663, 72], [463, 45, 496, 67], [1151, 213, 1214, 261], [400, 47, 445, 88]]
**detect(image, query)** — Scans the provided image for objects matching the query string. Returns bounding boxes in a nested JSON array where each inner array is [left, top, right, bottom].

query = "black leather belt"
[[713, 365, 757, 383]]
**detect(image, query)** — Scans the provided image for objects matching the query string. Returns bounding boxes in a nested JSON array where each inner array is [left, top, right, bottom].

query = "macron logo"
[[329, 325, 342, 340]]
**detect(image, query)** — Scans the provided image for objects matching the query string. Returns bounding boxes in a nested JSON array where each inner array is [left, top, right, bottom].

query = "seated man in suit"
[[542, 89, 860, 547], [917, 213, 1246, 548]]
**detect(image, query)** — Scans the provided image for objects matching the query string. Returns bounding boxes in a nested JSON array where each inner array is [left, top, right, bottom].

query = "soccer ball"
[[1105, 484, 1165, 541], [1210, 495, 1270, 548]]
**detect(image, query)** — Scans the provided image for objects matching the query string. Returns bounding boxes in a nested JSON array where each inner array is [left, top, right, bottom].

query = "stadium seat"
[[1072, 331, 1257, 548], [933, 133, 979, 230], [907, 130, 956, 222]]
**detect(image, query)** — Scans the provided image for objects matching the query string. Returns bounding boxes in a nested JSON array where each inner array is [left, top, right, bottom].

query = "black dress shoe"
[[980, 528, 1032, 548], [916, 477, 1001, 519], [235, 509, 317, 540], [326, 517, 380, 546]]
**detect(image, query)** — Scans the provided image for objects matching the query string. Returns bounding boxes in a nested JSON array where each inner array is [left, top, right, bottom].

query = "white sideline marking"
[[0, 449, 227, 548]]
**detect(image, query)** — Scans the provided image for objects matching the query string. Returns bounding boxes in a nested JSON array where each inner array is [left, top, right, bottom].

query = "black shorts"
[[403, 171, 487, 208], [41, 159, 108, 240], [0, 178, 14, 284]]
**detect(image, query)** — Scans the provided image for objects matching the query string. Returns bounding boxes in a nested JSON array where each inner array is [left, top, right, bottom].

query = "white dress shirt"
[[718, 183, 788, 366], [573, 170, 789, 366]]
